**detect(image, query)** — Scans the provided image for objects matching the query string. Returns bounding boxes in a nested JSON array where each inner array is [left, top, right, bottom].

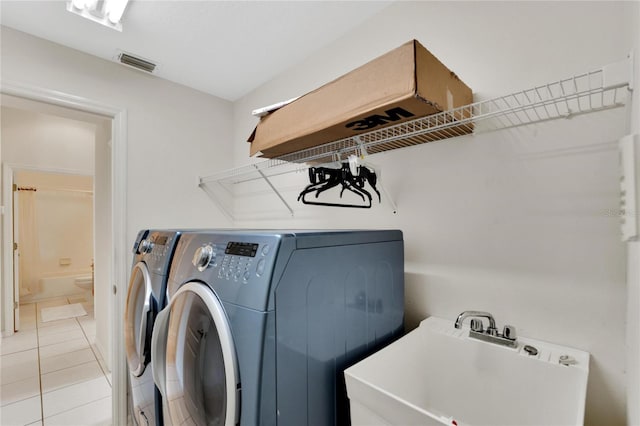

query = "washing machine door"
[[160, 282, 240, 426], [125, 261, 154, 377]]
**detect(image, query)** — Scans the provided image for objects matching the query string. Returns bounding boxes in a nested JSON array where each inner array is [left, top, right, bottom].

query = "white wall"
[[234, 2, 634, 425], [626, 2, 640, 424], [1, 106, 96, 174], [0, 26, 234, 245]]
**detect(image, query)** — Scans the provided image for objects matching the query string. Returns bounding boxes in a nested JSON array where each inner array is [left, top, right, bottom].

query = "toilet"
[[75, 275, 93, 303]]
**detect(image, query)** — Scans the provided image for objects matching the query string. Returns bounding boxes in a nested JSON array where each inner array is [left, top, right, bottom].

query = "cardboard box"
[[248, 39, 473, 158]]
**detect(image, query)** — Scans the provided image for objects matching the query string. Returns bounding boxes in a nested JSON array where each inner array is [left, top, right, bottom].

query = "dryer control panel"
[[191, 241, 272, 284], [171, 232, 282, 311], [225, 242, 258, 257]]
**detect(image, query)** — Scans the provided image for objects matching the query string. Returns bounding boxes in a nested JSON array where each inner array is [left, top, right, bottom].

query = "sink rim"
[[345, 316, 590, 426]]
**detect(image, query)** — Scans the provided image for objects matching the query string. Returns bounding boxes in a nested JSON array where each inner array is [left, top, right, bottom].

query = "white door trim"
[[2, 166, 16, 333], [1, 80, 129, 426]]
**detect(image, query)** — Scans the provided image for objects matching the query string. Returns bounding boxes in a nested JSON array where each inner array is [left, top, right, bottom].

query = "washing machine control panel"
[[139, 239, 154, 254], [144, 234, 175, 275]]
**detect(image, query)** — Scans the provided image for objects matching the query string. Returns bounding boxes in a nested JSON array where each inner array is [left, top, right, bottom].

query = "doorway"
[[3, 168, 110, 424], [0, 84, 128, 425], [13, 170, 95, 322], [2, 100, 106, 336]]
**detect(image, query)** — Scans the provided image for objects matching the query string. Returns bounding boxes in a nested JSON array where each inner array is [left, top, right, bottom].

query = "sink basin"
[[344, 317, 589, 426]]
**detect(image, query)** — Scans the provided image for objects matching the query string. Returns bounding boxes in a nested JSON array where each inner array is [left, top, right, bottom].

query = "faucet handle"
[[470, 318, 484, 332], [502, 325, 517, 340]]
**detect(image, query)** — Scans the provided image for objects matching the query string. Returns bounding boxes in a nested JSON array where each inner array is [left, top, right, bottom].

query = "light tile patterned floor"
[[1, 296, 112, 426]]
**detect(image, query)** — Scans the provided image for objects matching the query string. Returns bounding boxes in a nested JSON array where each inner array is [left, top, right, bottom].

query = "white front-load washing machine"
[[151, 230, 404, 425], [125, 230, 181, 425]]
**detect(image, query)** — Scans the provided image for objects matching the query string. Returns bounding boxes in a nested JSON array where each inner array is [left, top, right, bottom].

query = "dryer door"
[[125, 261, 154, 377], [163, 282, 240, 426]]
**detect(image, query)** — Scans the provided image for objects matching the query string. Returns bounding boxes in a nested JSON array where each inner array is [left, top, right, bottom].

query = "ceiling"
[[1, 1, 393, 101]]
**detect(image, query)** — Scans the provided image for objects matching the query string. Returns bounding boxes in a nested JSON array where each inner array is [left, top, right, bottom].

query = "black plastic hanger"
[[297, 161, 380, 208]]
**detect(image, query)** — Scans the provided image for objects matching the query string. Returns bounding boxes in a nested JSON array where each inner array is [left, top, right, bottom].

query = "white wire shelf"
[[199, 55, 633, 219]]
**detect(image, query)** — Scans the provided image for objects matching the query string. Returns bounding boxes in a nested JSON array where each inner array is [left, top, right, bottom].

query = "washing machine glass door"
[[125, 261, 154, 377], [164, 282, 239, 426]]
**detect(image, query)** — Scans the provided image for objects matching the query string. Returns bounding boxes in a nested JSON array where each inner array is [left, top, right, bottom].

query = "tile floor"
[[1, 295, 112, 425]]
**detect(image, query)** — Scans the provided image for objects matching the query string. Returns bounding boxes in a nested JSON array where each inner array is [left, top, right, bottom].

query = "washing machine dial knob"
[[193, 245, 215, 271], [139, 239, 154, 254]]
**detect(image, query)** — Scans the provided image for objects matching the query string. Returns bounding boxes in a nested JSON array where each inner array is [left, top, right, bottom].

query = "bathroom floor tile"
[[38, 327, 86, 347], [1, 375, 41, 407], [95, 353, 111, 379], [0, 330, 38, 355], [19, 316, 38, 331], [91, 343, 108, 363], [0, 348, 39, 384], [86, 334, 97, 345], [42, 376, 111, 418], [77, 317, 96, 331], [66, 296, 88, 305], [0, 395, 42, 426], [36, 320, 81, 336], [38, 337, 89, 359], [79, 307, 95, 319], [35, 317, 77, 330], [1, 296, 109, 426], [36, 297, 69, 307], [40, 360, 104, 393], [40, 347, 97, 375], [19, 303, 37, 315], [43, 395, 111, 426], [78, 324, 96, 341], [67, 297, 94, 309], [18, 304, 38, 331]]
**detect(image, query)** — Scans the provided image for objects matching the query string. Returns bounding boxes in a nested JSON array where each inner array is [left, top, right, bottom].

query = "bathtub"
[[21, 272, 93, 303]]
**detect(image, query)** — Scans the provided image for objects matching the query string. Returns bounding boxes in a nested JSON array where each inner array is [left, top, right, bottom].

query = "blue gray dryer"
[[151, 229, 404, 425], [125, 230, 181, 426]]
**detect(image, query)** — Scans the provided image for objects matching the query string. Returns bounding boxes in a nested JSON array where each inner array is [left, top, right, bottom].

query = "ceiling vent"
[[116, 51, 157, 74]]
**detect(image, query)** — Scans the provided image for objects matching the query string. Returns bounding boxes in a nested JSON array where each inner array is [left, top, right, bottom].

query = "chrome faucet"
[[455, 311, 498, 333], [454, 310, 517, 348]]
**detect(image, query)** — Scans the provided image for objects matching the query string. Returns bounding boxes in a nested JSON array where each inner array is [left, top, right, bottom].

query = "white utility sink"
[[344, 316, 589, 426]]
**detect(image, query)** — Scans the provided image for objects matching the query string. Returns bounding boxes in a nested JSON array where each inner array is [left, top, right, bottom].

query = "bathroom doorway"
[[1, 96, 112, 353], [13, 170, 95, 312], [1, 85, 128, 424]]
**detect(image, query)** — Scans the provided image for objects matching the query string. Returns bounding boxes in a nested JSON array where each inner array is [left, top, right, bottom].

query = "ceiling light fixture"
[[67, 0, 130, 31]]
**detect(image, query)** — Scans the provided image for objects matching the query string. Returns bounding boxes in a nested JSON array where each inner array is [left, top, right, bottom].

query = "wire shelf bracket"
[[199, 55, 634, 220]]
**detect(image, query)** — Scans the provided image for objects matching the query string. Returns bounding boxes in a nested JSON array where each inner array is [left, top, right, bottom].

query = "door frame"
[[1, 81, 128, 426], [11, 171, 19, 332]]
